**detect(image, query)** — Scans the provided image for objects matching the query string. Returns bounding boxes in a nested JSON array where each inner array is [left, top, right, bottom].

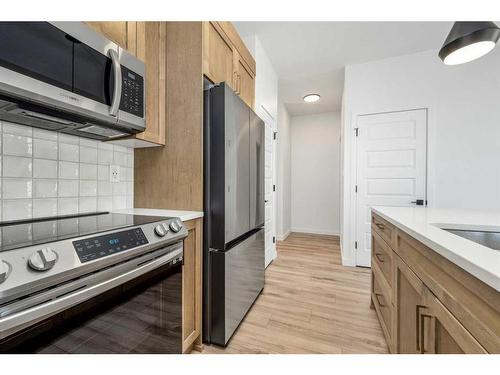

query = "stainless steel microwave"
[[0, 22, 146, 140]]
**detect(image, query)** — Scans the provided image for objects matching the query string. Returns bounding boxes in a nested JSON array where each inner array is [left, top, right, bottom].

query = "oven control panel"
[[73, 228, 148, 263], [119, 65, 144, 118]]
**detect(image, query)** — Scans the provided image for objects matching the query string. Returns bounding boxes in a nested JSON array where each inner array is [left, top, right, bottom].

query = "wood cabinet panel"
[[133, 22, 166, 145], [182, 218, 203, 353], [393, 255, 426, 354], [372, 212, 500, 354], [85, 22, 128, 49], [134, 22, 204, 211], [202, 22, 255, 109], [203, 22, 235, 90], [371, 265, 393, 351], [235, 52, 255, 109], [423, 288, 487, 354], [371, 230, 393, 287], [371, 213, 396, 249]]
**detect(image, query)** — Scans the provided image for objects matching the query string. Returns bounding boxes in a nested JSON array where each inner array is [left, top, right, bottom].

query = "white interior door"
[[263, 111, 277, 267], [355, 109, 427, 266]]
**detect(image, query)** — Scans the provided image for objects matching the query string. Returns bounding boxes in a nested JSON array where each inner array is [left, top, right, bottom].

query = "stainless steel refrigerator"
[[203, 82, 265, 346]]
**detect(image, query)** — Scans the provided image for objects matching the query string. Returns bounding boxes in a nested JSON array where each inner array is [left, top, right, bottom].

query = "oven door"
[[0, 247, 183, 354]]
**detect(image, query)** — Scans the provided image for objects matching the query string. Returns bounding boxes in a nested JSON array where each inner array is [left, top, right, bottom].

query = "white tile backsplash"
[[33, 159, 58, 179], [58, 161, 79, 180], [58, 142, 79, 162], [80, 146, 98, 164], [33, 138, 58, 160], [3, 133, 33, 157], [0, 121, 134, 222], [3, 156, 32, 178], [2, 178, 32, 199]]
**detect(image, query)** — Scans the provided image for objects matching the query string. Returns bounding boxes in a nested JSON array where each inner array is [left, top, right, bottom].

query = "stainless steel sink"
[[443, 229, 500, 250]]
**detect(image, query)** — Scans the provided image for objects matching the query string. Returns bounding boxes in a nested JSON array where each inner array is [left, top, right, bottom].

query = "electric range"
[[0, 211, 187, 351]]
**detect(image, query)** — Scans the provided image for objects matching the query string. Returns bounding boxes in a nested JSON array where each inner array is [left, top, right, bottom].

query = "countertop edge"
[[371, 207, 500, 292], [112, 208, 204, 222]]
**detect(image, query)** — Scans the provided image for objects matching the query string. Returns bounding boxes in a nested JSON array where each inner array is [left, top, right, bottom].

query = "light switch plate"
[[110, 165, 121, 182]]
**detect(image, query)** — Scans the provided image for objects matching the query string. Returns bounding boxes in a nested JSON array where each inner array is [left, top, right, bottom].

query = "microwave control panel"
[[119, 66, 144, 118]]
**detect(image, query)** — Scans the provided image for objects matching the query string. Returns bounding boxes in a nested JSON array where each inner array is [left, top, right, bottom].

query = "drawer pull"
[[375, 253, 385, 263], [375, 223, 386, 230], [375, 293, 386, 307]]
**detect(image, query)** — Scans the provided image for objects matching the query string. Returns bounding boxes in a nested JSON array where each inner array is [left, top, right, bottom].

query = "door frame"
[[258, 104, 278, 267], [352, 108, 429, 267]]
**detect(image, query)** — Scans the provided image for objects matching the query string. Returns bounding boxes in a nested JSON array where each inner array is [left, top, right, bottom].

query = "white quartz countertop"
[[112, 208, 203, 222], [371, 206, 500, 292]]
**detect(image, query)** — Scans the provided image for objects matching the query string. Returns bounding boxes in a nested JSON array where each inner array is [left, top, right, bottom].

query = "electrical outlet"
[[110, 165, 121, 182]]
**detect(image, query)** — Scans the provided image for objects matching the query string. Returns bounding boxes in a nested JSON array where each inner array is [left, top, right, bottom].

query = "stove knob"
[[169, 221, 180, 233], [154, 224, 166, 237], [28, 248, 58, 272], [0, 259, 10, 284]]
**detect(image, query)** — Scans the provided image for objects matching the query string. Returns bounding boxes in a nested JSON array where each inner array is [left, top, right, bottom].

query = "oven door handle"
[[108, 49, 122, 117], [0, 246, 182, 341]]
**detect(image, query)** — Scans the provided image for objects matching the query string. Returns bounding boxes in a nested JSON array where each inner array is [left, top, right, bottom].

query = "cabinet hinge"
[[354, 241, 358, 249], [273, 236, 276, 244], [355, 185, 358, 193], [355, 128, 359, 137], [273, 132, 277, 140], [273, 184, 276, 192]]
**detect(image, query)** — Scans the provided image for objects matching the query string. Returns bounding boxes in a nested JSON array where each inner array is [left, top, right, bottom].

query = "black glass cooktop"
[[0, 212, 171, 252]]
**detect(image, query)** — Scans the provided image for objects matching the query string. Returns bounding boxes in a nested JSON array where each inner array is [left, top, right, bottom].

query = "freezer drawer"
[[209, 228, 264, 346]]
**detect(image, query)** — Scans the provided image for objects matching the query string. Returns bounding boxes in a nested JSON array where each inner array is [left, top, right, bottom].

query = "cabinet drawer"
[[372, 231, 394, 287], [372, 213, 395, 248], [372, 268, 393, 344]]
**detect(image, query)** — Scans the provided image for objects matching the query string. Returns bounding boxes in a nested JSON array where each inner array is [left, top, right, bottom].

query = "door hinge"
[[355, 185, 358, 193], [354, 241, 358, 249], [273, 236, 276, 244], [273, 184, 276, 192], [273, 132, 277, 140]]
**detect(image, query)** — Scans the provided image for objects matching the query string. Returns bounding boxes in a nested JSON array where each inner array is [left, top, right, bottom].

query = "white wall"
[[291, 112, 341, 235], [277, 97, 292, 240], [341, 47, 500, 265]]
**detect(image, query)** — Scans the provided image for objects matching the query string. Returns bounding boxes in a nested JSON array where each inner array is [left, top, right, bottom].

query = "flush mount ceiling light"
[[439, 21, 500, 65], [303, 94, 321, 103]]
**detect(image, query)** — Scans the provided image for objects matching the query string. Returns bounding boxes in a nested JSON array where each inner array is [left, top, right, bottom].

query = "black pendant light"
[[439, 22, 500, 65]]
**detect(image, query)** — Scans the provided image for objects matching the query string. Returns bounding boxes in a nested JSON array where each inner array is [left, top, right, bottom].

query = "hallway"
[[203, 233, 388, 353]]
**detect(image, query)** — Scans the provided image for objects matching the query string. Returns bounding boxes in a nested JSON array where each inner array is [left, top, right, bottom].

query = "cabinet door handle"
[[375, 253, 385, 263], [375, 293, 386, 307], [375, 223, 385, 230], [420, 312, 433, 353]]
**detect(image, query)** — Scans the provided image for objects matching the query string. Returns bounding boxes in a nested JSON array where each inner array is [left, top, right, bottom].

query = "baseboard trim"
[[277, 230, 291, 241], [290, 227, 340, 236]]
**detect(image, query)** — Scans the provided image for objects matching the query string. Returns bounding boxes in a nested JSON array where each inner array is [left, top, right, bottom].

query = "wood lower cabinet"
[[371, 212, 499, 354], [182, 217, 203, 353], [393, 255, 427, 353]]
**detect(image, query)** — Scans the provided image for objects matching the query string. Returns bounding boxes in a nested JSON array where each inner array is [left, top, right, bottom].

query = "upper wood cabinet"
[[203, 22, 235, 91], [85, 22, 165, 147], [202, 22, 256, 109], [85, 22, 129, 50]]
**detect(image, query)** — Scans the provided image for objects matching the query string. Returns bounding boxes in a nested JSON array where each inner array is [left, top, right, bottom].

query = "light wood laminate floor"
[[202, 232, 388, 354]]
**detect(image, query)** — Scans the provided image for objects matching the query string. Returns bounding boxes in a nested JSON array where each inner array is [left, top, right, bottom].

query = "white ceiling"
[[234, 22, 453, 116]]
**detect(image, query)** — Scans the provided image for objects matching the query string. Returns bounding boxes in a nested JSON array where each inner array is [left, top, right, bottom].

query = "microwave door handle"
[[108, 49, 122, 117]]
